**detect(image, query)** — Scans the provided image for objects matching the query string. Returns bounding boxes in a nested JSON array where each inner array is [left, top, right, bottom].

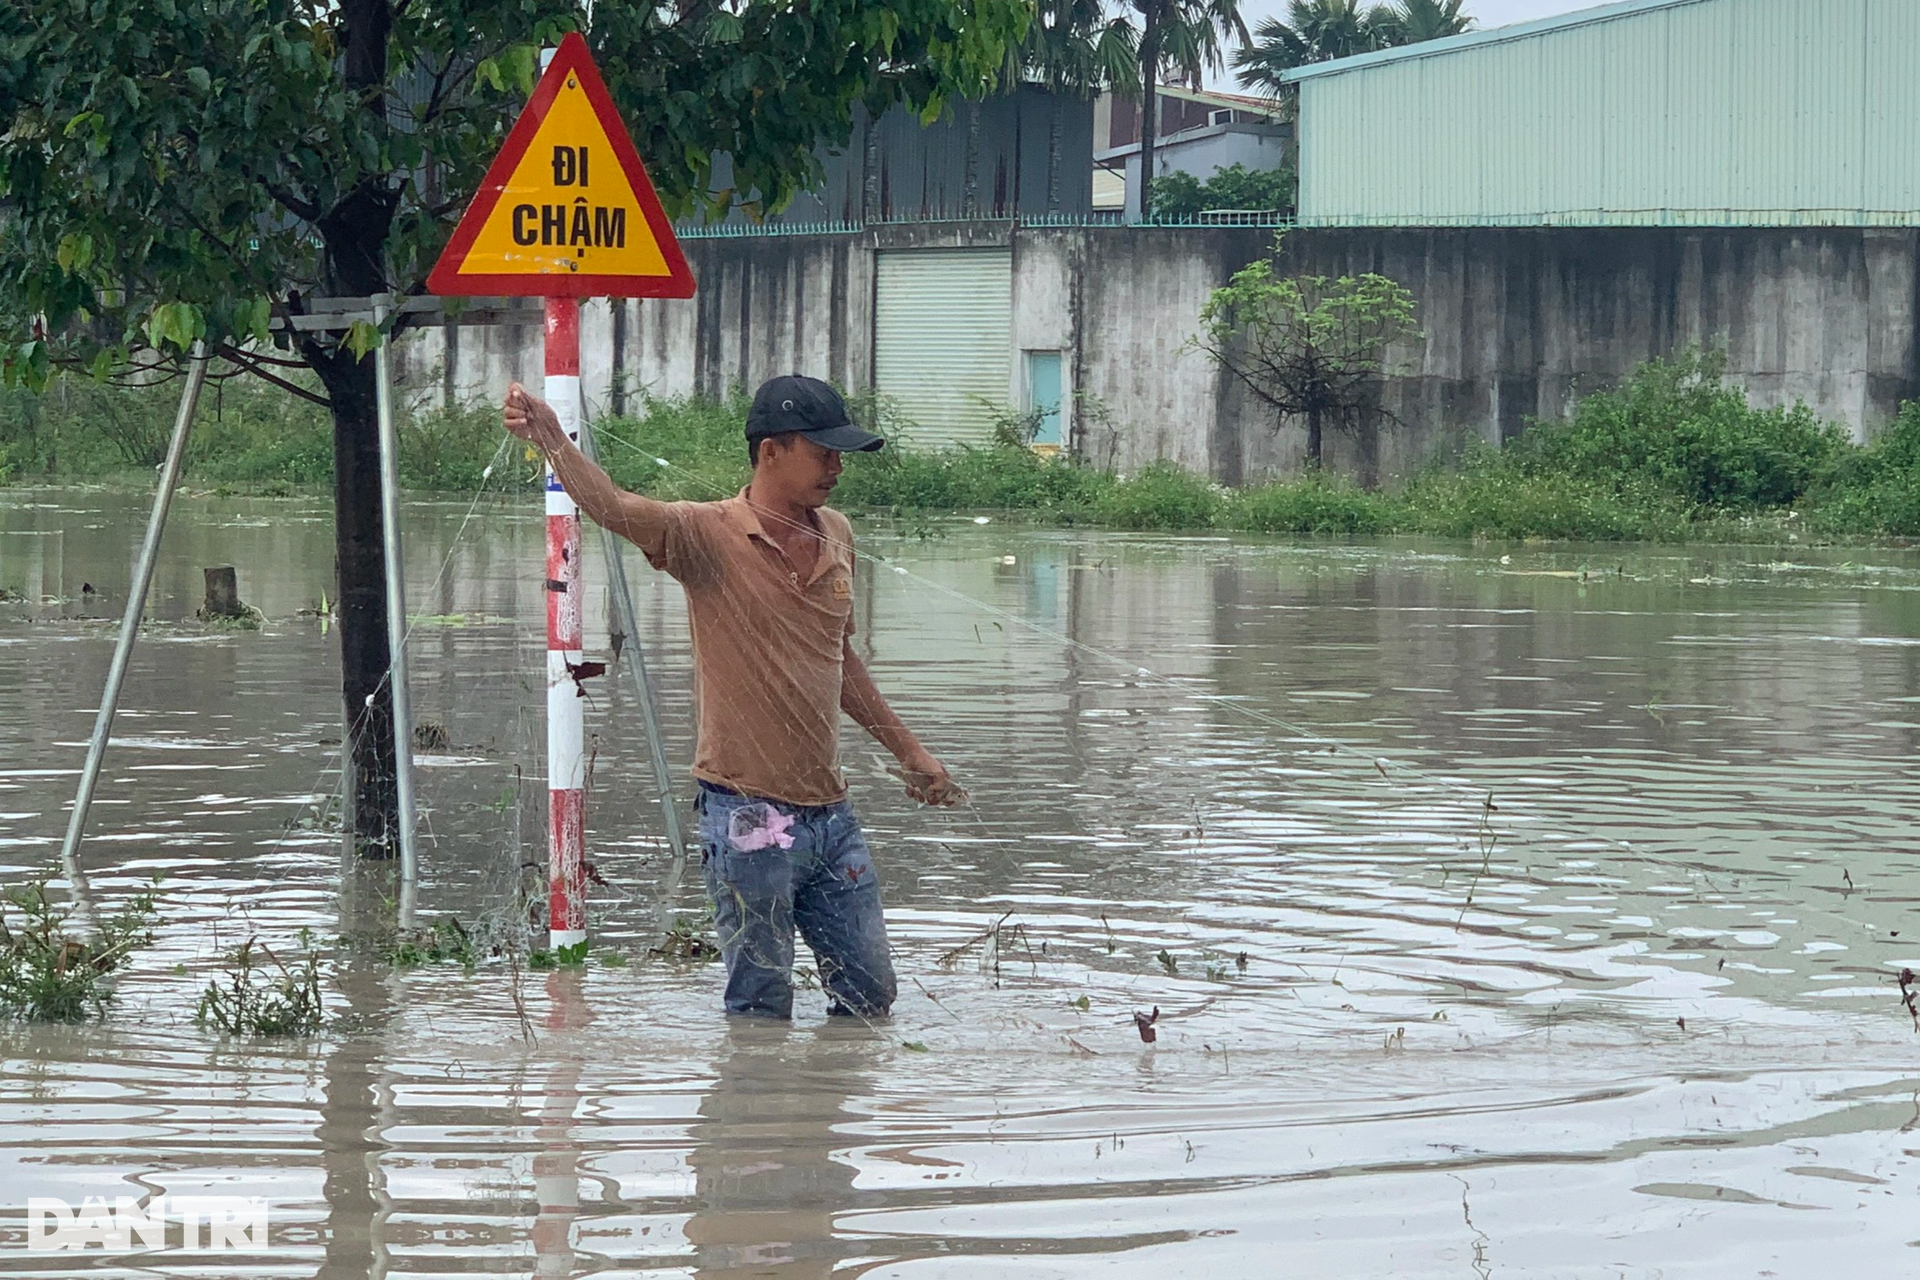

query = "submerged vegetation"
[[195, 936, 326, 1037], [385, 915, 484, 970], [5, 352, 1919, 543], [0, 880, 156, 1022]]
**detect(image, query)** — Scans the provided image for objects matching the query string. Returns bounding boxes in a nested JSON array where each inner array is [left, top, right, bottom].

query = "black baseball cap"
[[746, 375, 884, 452]]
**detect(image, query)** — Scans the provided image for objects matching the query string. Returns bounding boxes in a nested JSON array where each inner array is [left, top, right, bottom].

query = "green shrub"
[[1093, 461, 1223, 530], [836, 442, 1107, 517], [1226, 474, 1396, 534], [190, 386, 335, 486], [1807, 401, 1920, 535], [1512, 352, 1849, 509], [401, 402, 515, 491], [594, 390, 754, 500], [1401, 465, 1688, 541], [19, 355, 1920, 547], [1150, 162, 1297, 220]]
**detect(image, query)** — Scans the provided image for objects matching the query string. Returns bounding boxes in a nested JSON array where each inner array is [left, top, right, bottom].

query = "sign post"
[[430, 31, 695, 950], [543, 296, 586, 948]]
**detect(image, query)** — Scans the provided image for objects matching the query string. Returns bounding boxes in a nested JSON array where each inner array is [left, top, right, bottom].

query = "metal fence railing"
[[671, 210, 1294, 239]]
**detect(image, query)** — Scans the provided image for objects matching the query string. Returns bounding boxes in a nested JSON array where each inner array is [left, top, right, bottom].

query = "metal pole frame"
[[59, 345, 212, 917], [573, 417, 690, 933], [371, 296, 420, 925]]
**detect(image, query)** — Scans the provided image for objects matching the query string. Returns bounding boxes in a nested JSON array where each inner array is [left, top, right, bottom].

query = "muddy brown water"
[[2, 486, 1918, 1277]]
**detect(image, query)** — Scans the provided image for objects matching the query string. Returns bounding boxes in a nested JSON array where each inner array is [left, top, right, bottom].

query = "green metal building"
[[1286, 0, 1920, 227]]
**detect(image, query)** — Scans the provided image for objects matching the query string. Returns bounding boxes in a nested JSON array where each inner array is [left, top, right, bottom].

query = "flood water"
[[2, 485, 1918, 1277]]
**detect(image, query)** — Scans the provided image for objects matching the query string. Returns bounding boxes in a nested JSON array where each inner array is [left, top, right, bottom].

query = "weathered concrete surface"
[[1280, 227, 1920, 480], [403, 225, 1920, 485]]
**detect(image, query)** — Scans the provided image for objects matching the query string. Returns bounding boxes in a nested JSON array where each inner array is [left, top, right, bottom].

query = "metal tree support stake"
[[60, 345, 212, 911], [545, 297, 588, 950], [573, 415, 690, 933], [372, 297, 420, 924]]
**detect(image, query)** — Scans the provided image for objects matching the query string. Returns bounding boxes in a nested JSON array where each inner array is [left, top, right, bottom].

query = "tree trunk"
[[1139, 3, 1161, 221], [1356, 411, 1379, 489], [963, 101, 981, 217], [310, 346, 399, 857], [310, 0, 400, 858], [861, 103, 882, 221], [201, 566, 244, 619], [1046, 96, 1062, 214], [1306, 405, 1323, 467]]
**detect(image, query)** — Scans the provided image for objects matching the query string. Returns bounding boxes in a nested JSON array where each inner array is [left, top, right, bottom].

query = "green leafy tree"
[[1014, 0, 1139, 211], [1132, 0, 1249, 216], [0, 0, 1026, 854], [1193, 232, 1419, 475], [1149, 161, 1296, 218], [1235, 0, 1386, 91], [1375, 0, 1473, 44], [1235, 0, 1470, 92]]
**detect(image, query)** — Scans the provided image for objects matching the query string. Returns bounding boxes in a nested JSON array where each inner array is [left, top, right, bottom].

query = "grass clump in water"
[[384, 916, 481, 970], [195, 936, 325, 1037], [0, 880, 156, 1022], [651, 915, 721, 962], [529, 938, 590, 970]]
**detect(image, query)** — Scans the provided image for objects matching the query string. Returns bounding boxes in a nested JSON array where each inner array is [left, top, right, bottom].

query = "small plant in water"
[[0, 880, 156, 1022], [651, 916, 720, 962], [195, 937, 325, 1036], [197, 605, 266, 631], [529, 939, 590, 970], [385, 916, 480, 969]]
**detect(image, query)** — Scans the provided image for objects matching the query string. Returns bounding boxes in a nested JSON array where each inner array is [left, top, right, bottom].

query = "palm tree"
[[1134, 0, 1251, 216], [1375, 0, 1474, 45], [1234, 0, 1392, 93], [1018, 0, 1139, 212]]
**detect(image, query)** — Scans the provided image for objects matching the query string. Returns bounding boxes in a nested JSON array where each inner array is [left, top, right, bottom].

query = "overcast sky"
[[1217, 0, 1607, 88]]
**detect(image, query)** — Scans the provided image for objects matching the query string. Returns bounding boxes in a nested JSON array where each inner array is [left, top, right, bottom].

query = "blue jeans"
[[697, 786, 897, 1019]]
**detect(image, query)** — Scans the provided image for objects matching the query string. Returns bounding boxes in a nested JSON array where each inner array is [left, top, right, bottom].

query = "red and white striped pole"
[[544, 297, 587, 950]]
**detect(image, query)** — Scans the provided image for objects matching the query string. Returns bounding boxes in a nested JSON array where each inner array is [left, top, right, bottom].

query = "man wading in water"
[[503, 374, 962, 1019]]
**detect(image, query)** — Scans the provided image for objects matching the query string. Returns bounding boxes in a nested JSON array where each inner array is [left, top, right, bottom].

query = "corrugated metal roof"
[[1280, 0, 1714, 83]]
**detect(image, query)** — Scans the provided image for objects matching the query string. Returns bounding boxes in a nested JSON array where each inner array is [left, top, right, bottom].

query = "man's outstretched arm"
[[841, 643, 965, 807], [503, 381, 667, 550]]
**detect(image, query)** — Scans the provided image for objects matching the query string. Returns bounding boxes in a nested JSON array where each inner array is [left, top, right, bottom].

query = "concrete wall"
[[402, 224, 1920, 486], [1276, 227, 1920, 480]]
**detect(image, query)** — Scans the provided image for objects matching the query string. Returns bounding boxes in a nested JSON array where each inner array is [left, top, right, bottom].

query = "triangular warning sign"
[[428, 33, 696, 298]]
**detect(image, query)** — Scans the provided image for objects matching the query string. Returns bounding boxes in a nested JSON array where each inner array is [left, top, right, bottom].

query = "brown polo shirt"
[[621, 488, 857, 806]]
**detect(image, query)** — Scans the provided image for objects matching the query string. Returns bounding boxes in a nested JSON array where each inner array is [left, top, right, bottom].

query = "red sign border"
[[427, 32, 697, 299]]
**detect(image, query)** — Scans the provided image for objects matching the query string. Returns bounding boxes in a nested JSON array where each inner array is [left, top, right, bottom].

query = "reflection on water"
[[686, 1022, 864, 1278], [2, 487, 1919, 1276]]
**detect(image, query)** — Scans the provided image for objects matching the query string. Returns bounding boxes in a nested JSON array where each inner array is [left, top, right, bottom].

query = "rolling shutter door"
[[873, 248, 1013, 449]]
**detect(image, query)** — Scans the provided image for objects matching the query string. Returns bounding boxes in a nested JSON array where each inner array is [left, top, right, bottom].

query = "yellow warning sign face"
[[428, 33, 695, 298]]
